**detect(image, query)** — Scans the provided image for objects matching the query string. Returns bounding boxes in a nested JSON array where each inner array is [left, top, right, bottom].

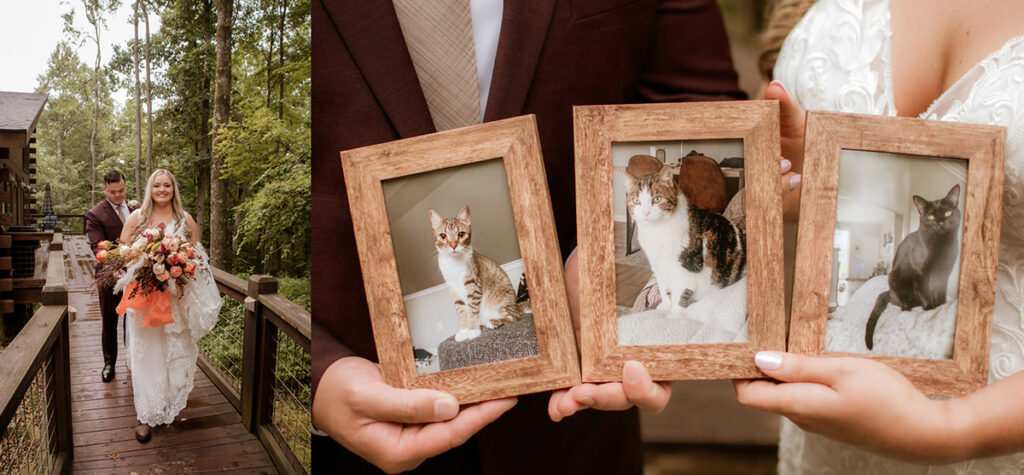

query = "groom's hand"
[[548, 252, 673, 422], [312, 356, 517, 474]]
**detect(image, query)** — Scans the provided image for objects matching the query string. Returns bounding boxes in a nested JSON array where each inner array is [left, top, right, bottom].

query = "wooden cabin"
[[0, 91, 47, 343]]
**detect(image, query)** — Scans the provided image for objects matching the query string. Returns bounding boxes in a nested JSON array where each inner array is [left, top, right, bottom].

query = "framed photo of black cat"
[[339, 115, 581, 403], [573, 101, 787, 382], [790, 110, 1006, 396]]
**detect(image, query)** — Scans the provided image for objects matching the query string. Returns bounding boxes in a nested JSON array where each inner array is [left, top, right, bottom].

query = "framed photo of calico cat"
[[339, 115, 580, 403], [790, 110, 1006, 396], [573, 101, 787, 381]]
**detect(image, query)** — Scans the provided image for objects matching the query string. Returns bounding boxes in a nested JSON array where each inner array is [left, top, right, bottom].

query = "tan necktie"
[[115, 203, 126, 224], [393, 0, 481, 131]]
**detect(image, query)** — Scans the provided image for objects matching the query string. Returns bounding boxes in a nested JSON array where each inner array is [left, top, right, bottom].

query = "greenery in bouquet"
[[95, 223, 202, 298]]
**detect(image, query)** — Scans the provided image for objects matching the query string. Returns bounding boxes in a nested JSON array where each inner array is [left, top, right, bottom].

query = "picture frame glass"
[[382, 158, 540, 374], [611, 139, 749, 346], [827, 150, 967, 360]]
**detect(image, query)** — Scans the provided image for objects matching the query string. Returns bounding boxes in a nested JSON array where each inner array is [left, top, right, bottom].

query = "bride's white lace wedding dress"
[[115, 219, 222, 426], [774, 0, 1024, 472]]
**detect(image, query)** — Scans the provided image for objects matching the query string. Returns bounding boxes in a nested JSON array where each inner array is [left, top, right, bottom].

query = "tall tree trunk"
[[278, 0, 286, 119], [196, 0, 214, 239], [141, 0, 153, 180], [90, 20, 101, 204], [266, 27, 274, 108], [133, 1, 143, 199], [211, 0, 233, 269]]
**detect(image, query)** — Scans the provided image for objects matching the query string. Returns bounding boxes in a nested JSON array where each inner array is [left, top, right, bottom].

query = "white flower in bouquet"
[[153, 262, 166, 275]]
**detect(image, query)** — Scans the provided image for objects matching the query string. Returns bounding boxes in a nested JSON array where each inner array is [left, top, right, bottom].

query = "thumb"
[[754, 351, 847, 386], [764, 81, 805, 130]]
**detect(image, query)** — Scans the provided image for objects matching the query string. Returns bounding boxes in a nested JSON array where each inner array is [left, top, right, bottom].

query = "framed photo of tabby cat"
[[574, 101, 786, 381], [340, 115, 580, 404], [791, 110, 1006, 396]]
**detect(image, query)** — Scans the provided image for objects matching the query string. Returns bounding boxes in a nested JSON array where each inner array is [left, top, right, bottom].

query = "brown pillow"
[[678, 151, 726, 213]]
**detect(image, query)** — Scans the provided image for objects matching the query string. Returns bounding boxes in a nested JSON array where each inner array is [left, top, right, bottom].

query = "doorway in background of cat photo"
[[826, 150, 966, 360], [611, 140, 749, 346]]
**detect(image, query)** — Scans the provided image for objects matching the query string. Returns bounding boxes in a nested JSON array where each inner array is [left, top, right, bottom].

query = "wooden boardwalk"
[[64, 235, 279, 473]]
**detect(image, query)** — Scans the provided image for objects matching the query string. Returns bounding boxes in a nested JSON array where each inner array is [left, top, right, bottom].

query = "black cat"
[[865, 184, 961, 349]]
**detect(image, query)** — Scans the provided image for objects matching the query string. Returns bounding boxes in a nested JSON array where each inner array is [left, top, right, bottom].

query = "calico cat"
[[429, 206, 527, 341], [865, 184, 961, 349], [622, 164, 746, 315]]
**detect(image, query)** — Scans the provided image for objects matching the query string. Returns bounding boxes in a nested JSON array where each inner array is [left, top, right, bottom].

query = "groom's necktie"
[[116, 204, 126, 224], [393, 0, 481, 132]]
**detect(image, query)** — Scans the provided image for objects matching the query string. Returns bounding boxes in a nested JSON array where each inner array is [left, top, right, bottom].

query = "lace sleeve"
[[167, 243, 222, 339]]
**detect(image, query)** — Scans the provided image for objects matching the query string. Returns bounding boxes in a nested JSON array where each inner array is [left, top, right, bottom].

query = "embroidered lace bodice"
[[774, 0, 1024, 472]]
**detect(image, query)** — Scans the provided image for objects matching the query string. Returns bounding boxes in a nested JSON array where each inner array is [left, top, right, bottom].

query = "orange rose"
[[96, 249, 108, 263], [167, 253, 180, 266], [98, 241, 112, 250], [170, 265, 183, 278], [155, 272, 170, 282], [184, 263, 196, 275]]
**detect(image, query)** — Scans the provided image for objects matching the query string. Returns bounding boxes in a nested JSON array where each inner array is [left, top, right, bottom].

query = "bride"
[[734, 0, 1024, 472], [116, 169, 222, 442]]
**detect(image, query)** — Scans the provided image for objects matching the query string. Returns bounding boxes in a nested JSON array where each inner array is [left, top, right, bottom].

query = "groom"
[[85, 170, 134, 383]]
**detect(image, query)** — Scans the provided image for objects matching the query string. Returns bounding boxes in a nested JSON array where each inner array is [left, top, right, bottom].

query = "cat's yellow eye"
[[652, 197, 661, 203], [632, 197, 640, 204], [945, 210, 952, 217], [439, 233, 446, 239], [927, 215, 934, 220], [458, 232, 465, 238]]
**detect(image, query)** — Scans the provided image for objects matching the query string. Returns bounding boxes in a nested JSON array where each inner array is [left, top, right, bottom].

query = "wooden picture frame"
[[791, 110, 1006, 396], [339, 115, 580, 404], [574, 101, 786, 381]]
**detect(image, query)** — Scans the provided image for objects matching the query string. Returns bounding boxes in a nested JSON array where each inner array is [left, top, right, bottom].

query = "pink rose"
[[155, 272, 169, 282], [169, 266, 183, 278]]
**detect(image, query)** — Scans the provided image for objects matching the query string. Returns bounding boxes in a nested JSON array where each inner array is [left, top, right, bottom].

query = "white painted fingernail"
[[781, 159, 792, 173], [755, 351, 783, 371], [434, 398, 458, 419], [789, 174, 802, 190]]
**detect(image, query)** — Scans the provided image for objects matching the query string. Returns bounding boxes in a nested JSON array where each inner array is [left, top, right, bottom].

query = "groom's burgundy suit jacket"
[[312, 0, 745, 472], [85, 200, 127, 267]]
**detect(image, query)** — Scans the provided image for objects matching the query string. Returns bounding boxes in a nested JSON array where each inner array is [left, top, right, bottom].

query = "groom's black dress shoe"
[[101, 364, 115, 382]]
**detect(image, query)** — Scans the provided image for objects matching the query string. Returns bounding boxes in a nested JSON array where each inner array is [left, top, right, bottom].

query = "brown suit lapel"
[[323, 0, 435, 138], [483, 0, 557, 122]]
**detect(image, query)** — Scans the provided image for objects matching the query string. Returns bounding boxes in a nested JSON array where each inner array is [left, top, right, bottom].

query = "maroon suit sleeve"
[[635, 0, 747, 102], [84, 208, 105, 256]]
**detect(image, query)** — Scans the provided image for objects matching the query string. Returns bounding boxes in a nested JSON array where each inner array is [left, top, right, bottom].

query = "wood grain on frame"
[[574, 101, 785, 382], [340, 115, 581, 404], [791, 110, 1006, 396]]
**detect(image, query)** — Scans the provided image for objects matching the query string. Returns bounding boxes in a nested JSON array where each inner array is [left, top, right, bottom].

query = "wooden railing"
[[201, 270, 311, 474], [0, 235, 71, 473], [28, 214, 87, 235]]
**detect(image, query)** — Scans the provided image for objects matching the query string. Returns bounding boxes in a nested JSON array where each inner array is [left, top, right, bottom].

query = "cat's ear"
[[912, 195, 928, 214], [428, 209, 443, 228], [618, 169, 637, 189], [457, 205, 471, 226], [945, 184, 961, 207], [655, 165, 674, 184]]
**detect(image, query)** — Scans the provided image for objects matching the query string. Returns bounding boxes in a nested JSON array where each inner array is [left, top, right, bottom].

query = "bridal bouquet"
[[96, 223, 203, 327]]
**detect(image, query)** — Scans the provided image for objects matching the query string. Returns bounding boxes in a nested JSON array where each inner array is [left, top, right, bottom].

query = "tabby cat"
[[865, 184, 961, 349], [429, 206, 527, 341], [622, 164, 746, 315]]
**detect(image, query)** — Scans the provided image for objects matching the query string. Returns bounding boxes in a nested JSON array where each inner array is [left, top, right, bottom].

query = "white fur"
[[438, 246, 500, 341], [633, 192, 714, 315]]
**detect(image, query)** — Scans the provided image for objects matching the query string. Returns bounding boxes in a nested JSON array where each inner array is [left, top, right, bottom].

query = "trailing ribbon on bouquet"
[[116, 281, 174, 327]]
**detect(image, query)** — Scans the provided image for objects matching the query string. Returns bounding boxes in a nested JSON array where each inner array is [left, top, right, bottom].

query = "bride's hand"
[[761, 81, 806, 220], [733, 351, 970, 464]]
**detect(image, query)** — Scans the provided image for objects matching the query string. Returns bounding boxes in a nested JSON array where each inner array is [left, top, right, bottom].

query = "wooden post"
[[241, 274, 278, 432]]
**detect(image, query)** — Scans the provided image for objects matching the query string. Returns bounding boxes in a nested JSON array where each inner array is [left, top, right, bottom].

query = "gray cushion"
[[438, 314, 540, 371]]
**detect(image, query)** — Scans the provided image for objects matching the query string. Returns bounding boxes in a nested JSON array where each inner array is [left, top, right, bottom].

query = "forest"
[[35, 0, 311, 280]]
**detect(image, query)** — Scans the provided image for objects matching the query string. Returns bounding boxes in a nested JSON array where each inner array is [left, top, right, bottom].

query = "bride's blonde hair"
[[137, 169, 186, 232], [758, 0, 818, 81]]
